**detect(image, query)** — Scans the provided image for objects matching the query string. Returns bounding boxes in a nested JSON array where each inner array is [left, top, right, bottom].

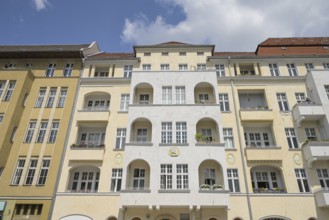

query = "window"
[[176, 164, 188, 189], [137, 128, 147, 143], [199, 93, 209, 103], [204, 168, 215, 185], [219, 93, 230, 111], [325, 85, 329, 99], [161, 122, 172, 143], [227, 169, 240, 192], [180, 214, 190, 220], [295, 169, 310, 192], [286, 63, 298, 76], [251, 171, 279, 190], [176, 122, 187, 144], [179, 64, 188, 71], [120, 94, 130, 111], [63, 63, 73, 77], [160, 164, 172, 189], [110, 169, 122, 192], [223, 128, 234, 148], [201, 128, 212, 142], [0, 81, 5, 98], [24, 159, 38, 185], [179, 52, 186, 56], [285, 128, 298, 149], [160, 64, 170, 71], [94, 71, 109, 77], [3, 80, 15, 101], [48, 121, 59, 143], [323, 63, 329, 69], [26, 63, 33, 69], [144, 52, 151, 56], [11, 158, 25, 185], [197, 64, 206, 70], [197, 52, 204, 56], [162, 86, 172, 104], [305, 63, 314, 71], [46, 88, 57, 108], [124, 65, 133, 78], [269, 63, 280, 76], [142, 64, 151, 71], [37, 159, 50, 185], [36, 121, 48, 143], [133, 168, 145, 190], [215, 64, 225, 77], [70, 170, 100, 193], [175, 86, 185, 104], [115, 128, 126, 149], [13, 204, 42, 217], [45, 63, 56, 77], [139, 94, 149, 104], [0, 113, 3, 124], [316, 169, 329, 189], [24, 121, 37, 143], [244, 131, 271, 148], [57, 88, 67, 108], [162, 52, 168, 56], [277, 93, 289, 111], [87, 99, 110, 110], [22, 93, 29, 107], [305, 128, 317, 141], [35, 88, 46, 108], [79, 131, 105, 147], [295, 92, 305, 103]]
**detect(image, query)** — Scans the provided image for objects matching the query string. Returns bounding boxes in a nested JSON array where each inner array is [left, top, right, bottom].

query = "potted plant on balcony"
[[212, 184, 223, 190], [195, 133, 203, 142], [200, 184, 211, 190]]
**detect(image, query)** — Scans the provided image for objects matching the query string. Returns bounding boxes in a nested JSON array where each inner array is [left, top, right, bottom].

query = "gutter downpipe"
[[228, 56, 253, 220], [47, 50, 85, 220]]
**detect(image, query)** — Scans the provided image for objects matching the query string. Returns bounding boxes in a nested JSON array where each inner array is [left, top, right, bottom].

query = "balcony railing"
[[66, 189, 98, 193], [71, 142, 105, 149], [253, 188, 286, 193], [240, 106, 269, 110], [83, 106, 109, 111]]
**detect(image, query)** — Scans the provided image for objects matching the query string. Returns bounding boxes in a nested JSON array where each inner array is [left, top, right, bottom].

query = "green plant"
[[195, 133, 203, 141], [200, 184, 211, 189], [212, 184, 223, 190]]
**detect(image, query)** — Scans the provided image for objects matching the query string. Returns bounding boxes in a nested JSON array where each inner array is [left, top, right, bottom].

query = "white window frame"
[[197, 64, 206, 70], [223, 128, 234, 148], [57, 88, 67, 108], [139, 94, 149, 104], [295, 169, 310, 192], [24, 159, 38, 185], [48, 121, 59, 143], [179, 64, 188, 71], [124, 65, 133, 78], [142, 64, 151, 71], [46, 88, 57, 108], [244, 131, 271, 148], [133, 168, 145, 190], [11, 158, 26, 185], [161, 122, 172, 143], [63, 63, 73, 77], [179, 52, 186, 56], [199, 93, 209, 103], [86, 99, 110, 110], [120, 94, 130, 111], [269, 63, 280, 76], [285, 128, 298, 149], [201, 128, 212, 142], [24, 121, 37, 143], [35, 88, 46, 108], [79, 131, 105, 147], [317, 169, 329, 189], [110, 168, 122, 192], [277, 93, 289, 111], [137, 128, 147, 143], [295, 92, 305, 103], [162, 86, 172, 104], [323, 63, 329, 69], [0, 113, 3, 124], [160, 164, 173, 189], [0, 81, 5, 99], [176, 122, 187, 144], [70, 170, 100, 193], [305, 128, 317, 141], [251, 170, 280, 190], [115, 128, 126, 149], [160, 64, 170, 71], [37, 159, 50, 185], [227, 169, 240, 192], [215, 64, 225, 77], [219, 93, 230, 111], [36, 121, 48, 143], [204, 168, 215, 185], [45, 63, 56, 77], [305, 63, 314, 71], [3, 80, 15, 101], [175, 86, 186, 104], [176, 164, 188, 189], [286, 63, 298, 76]]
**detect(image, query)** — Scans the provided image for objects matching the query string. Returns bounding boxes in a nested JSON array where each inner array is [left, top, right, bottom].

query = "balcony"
[[292, 103, 325, 127], [239, 107, 273, 121], [245, 147, 283, 162], [76, 110, 110, 122], [315, 188, 329, 207], [253, 188, 286, 193], [302, 141, 329, 167], [68, 142, 105, 161], [120, 189, 229, 208]]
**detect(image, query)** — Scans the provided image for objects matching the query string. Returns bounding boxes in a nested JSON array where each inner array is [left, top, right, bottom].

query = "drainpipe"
[[228, 56, 253, 220], [47, 51, 85, 220]]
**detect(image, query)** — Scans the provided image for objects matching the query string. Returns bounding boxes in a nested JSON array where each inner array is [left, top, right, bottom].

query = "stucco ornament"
[[115, 153, 123, 164], [168, 146, 180, 157], [293, 153, 302, 165], [227, 153, 235, 165]]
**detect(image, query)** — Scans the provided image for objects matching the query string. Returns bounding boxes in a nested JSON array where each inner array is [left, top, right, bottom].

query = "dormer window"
[[144, 52, 151, 56]]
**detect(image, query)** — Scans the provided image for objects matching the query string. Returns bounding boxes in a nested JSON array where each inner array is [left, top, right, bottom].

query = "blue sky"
[[1, 0, 329, 53]]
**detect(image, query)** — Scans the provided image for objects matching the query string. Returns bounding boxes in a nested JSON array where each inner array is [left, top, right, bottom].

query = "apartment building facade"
[[0, 43, 100, 220]]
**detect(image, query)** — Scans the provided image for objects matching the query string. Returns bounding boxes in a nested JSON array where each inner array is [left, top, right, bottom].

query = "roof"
[[0, 44, 92, 59], [212, 52, 256, 58], [259, 37, 329, 46], [87, 52, 138, 60], [133, 42, 215, 53]]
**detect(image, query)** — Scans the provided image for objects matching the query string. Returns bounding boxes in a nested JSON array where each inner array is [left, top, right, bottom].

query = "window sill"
[[159, 143, 189, 147], [288, 148, 301, 151], [117, 111, 128, 114], [158, 189, 190, 193], [113, 148, 125, 151], [225, 148, 237, 151], [221, 111, 232, 113]]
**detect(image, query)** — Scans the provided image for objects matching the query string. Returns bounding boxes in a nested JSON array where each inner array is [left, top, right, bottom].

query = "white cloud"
[[121, 0, 329, 51], [33, 0, 49, 11]]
